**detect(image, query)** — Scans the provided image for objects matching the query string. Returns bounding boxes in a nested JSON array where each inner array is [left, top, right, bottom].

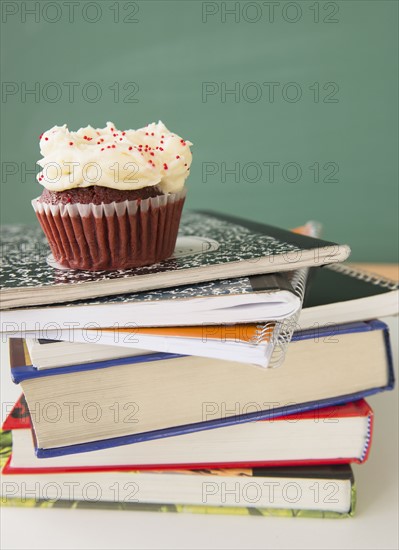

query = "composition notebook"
[[0, 269, 306, 329], [0, 211, 350, 309], [23, 324, 279, 369], [4, 266, 309, 369]]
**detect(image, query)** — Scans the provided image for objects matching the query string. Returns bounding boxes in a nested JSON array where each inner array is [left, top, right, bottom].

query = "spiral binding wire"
[[327, 263, 399, 291], [251, 266, 310, 369], [258, 262, 398, 368], [249, 215, 397, 369], [249, 218, 322, 369]]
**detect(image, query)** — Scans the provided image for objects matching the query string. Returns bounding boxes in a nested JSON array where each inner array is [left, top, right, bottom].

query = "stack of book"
[[0, 212, 397, 519]]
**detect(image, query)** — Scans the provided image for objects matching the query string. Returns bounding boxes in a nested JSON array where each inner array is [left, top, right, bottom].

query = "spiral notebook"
[[300, 263, 399, 329], [8, 266, 309, 370]]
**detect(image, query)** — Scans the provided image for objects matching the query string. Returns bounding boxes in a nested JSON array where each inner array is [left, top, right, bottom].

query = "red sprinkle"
[[128, 146, 133, 150], [69, 142, 73, 146], [176, 155, 180, 159], [163, 163, 168, 170]]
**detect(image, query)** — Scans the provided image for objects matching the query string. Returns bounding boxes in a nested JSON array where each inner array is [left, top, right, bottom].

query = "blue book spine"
[[30, 320, 394, 459], [11, 319, 389, 382], [11, 350, 183, 384]]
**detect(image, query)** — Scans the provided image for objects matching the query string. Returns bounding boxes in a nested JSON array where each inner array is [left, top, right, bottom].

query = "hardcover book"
[[2, 395, 373, 472], [0, 431, 356, 520], [8, 320, 393, 458]]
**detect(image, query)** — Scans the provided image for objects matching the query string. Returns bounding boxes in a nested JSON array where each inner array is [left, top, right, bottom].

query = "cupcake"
[[32, 121, 192, 271]]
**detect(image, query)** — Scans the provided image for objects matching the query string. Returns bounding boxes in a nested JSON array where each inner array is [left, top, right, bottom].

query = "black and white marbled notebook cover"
[[1, 211, 301, 292]]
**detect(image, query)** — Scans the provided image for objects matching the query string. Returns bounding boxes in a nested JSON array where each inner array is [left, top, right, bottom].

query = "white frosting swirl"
[[37, 121, 193, 193]]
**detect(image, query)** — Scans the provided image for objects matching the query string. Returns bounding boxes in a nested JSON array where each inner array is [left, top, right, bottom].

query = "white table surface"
[[1, 317, 398, 550]]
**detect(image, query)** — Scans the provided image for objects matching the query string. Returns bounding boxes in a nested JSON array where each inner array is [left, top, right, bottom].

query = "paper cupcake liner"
[[32, 188, 186, 271]]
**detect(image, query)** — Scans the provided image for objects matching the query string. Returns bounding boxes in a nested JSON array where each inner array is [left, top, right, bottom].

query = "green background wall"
[[1, 0, 398, 261]]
